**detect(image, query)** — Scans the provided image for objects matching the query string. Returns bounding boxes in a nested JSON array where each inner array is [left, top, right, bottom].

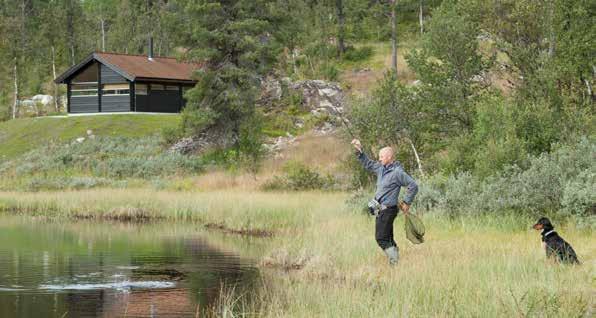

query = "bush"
[[560, 170, 596, 218], [321, 64, 339, 81], [408, 137, 595, 219], [262, 161, 336, 191], [3, 136, 203, 180], [24, 176, 112, 191], [342, 46, 374, 62], [412, 174, 448, 213], [161, 125, 184, 147]]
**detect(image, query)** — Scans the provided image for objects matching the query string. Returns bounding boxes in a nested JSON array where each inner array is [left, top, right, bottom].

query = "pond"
[[0, 215, 263, 317]]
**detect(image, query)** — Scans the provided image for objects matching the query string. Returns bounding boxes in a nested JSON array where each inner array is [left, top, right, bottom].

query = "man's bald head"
[[378, 147, 395, 166]]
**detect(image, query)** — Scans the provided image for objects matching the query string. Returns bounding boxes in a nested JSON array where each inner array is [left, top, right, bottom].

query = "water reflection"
[[0, 217, 260, 317]]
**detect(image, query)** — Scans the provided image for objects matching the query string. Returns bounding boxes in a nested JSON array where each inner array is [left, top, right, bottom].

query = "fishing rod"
[[328, 105, 357, 140]]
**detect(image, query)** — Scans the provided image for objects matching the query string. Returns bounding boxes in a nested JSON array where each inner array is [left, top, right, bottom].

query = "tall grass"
[[0, 190, 345, 234], [258, 212, 593, 317], [0, 189, 593, 317]]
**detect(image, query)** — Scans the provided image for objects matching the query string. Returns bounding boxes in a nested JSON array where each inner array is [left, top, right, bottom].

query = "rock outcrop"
[[169, 77, 347, 155], [168, 130, 237, 155]]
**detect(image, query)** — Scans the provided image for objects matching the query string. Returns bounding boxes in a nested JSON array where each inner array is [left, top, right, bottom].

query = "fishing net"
[[404, 213, 425, 244]]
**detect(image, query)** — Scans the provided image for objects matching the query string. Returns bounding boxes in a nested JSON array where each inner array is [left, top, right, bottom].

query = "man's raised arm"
[[351, 139, 381, 172]]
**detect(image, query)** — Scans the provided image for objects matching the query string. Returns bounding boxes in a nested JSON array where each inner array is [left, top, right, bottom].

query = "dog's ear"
[[540, 217, 554, 230]]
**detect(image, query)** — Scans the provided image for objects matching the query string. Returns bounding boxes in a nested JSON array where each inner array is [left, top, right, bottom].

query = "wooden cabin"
[[54, 42, 200, 114]]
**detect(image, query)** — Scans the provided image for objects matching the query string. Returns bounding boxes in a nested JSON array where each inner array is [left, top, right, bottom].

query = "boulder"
[[19, 99, 35, 107], [288, 79, 345, 119], [259, 76, 283, 103], [262, 133, 297, 155], [168, 130, 236, 155], [31, 95, 54, 106]]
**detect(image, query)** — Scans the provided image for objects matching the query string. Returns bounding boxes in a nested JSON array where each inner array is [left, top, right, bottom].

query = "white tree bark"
[[409, 138, 425, 178], [390, 0, 397, 74], [13, 58, 18, 119], [548, 0, 555, 57], [101, 18, 106, 51], [419, 0, 424, 35], [51, 46, 59, 112], [584, 79, 592, 99], [336, 0, 346, 57]]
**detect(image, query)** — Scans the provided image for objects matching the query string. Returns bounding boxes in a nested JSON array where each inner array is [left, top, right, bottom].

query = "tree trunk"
[[101, 18, 106, 51], [292, 48, 297, 74], [67, 0, 76, 65], [51, 46, 59, 112], [13, 57, 18, 120], [336, 0, 346, 57], [419, 0, 424, 35], [547, 0, 555, 57], [408, 138, 425, 178], [391, 0, 397, 74], [584, 78, 593, 101]]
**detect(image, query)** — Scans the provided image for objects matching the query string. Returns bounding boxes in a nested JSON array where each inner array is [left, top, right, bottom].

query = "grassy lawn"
[[0, 189, 593, 317], [0, 114, 181, 162]]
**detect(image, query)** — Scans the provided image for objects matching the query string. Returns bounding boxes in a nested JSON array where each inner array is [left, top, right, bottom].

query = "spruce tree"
[[174, 0, 279, 160]]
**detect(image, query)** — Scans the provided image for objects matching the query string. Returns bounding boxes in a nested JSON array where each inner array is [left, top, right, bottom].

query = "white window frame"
[[102, 84, 130, 97], [71, 82, 98, 97]]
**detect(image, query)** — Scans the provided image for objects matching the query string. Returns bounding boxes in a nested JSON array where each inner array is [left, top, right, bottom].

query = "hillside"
[[0, 114, 180, 162]]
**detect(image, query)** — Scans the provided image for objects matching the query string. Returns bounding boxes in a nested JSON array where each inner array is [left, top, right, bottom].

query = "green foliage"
[[160, 125, 184, 147], [414, 138, 595, 218], [262, 161, 336, 191], [320, 63, 340, 81], [348, 72, 423, 173], [346, 0, 593, 182], [406, 0, 494, 136], [175, 0, 279, 169], [560, 170, 596, 218], [342, 46, 374, 62], [434, 93, 528, 176], [237, 113, 266, 175], [24, 176, 119, 192]]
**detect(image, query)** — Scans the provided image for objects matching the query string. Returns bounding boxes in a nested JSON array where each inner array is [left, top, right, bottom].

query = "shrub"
[[321, 64, 339, 81], [342, 46, 374, 62], [262, 161, 336, 191], [161, 125, 184, 147], [24, 176, 112, 191], [412, 137, 595, 218], [284, 162, 326, 190], [3, 136, 203, 180], [412, 174, 447, 213], [560, 170, 596, 218]]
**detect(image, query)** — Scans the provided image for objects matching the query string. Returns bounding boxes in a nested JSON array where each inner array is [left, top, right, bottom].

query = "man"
[[351, 139, 418, 266]]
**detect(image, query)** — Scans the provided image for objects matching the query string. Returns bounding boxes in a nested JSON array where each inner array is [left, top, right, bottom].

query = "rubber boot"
[[383, 246, 399, 266]]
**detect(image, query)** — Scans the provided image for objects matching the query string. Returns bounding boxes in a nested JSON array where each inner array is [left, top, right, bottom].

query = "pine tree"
[[175, 0, 279, 160]]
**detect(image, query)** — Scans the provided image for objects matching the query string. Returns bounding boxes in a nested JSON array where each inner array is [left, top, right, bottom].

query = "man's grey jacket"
[[357, 151, 419, 207]]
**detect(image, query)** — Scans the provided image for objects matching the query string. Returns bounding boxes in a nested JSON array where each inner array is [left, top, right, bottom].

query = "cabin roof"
[[55, 52, 202, 84]]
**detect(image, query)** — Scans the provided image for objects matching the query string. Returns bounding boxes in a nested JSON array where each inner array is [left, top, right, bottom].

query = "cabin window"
[[135, 84, 148, 95], [71, 83, 98, 97], [102, 84, 130, 96], [166, 85, 179, 91], [151, 84, 165, 90]]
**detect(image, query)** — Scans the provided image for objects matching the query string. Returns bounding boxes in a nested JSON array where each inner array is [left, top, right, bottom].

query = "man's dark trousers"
[[375, 206, 398, 249]]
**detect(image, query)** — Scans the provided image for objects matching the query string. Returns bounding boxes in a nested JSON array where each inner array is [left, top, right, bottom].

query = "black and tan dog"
[[533, 217, 579, 264]]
